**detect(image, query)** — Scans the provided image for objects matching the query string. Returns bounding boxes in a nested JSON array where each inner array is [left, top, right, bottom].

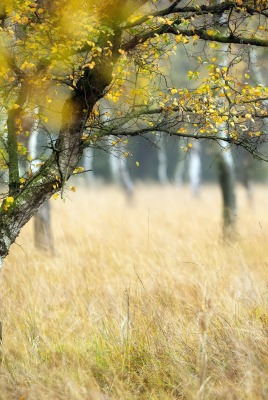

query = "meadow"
[[1, 184, 268, 399]]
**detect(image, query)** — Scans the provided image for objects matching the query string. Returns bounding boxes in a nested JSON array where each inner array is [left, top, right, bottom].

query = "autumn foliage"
[[0, 0, 267, 262]]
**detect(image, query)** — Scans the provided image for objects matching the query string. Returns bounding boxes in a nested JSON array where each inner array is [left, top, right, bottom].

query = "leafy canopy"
[[0, 0, 267, 207]]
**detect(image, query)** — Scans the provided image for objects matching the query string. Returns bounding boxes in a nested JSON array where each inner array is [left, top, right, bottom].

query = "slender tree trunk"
[[82, 147, 94, 184], [217, 142, 236, 238], [109, 145, 120, 183], [240, 150, 253, 206], [34, 201, 54, 252], [119, 158, 134, 201], [158, 134, 168, 184], [100, 98, 134, 200], [174, 139, 185, 186], [109, 139, 134, 201], [28, 116, 54, 253], [189, 140, 201, 197], [174, 162, 185, 186], [211, 12, 236, 237]]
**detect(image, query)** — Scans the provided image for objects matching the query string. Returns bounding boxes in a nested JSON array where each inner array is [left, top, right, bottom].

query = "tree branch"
[[124, 1, 267, 30], [123, 23, 268, 52]]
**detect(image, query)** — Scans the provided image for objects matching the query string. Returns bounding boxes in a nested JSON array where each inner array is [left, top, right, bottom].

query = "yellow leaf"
[[73, 167, 84, 174], [206, 29, 216, 36], [53, 193, 59, 200], [88, 61, 95, 69], [21, 16, 28, 24], [175, 34, 183, 43]]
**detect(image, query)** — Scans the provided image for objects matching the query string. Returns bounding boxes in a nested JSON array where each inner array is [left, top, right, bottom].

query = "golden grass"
[[1, 184, 268, 399]]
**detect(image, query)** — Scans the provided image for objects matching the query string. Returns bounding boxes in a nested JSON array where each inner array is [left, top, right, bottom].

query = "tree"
[[0, 0, 268, 265]]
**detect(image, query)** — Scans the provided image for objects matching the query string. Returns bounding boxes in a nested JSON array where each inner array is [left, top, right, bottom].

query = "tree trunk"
[[217, 142, 236, 238], [240, 150, 253, 206], [109, 140, 134, 201], [27, 109, 54, 252], [174, 161, 185, 186], [0, 17, 122, 264], [82, 147, 94, 184], [189, 140, 201, 197], [158, 134, 168, 184], [34, 201, 54, 253], [0, 153, 60, 264], [119, 158, 134, 201], [0, 93, 101, 264]]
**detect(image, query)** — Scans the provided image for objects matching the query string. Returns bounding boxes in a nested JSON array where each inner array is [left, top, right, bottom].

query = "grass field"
[[1, 184, 268, 399]]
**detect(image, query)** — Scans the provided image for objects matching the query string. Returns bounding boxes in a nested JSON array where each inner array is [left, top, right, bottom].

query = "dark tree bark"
[[217, 146, 237, 238]]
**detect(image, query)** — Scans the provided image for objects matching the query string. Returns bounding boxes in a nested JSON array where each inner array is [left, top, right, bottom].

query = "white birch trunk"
[[189, 140, 201, 196], [100, 99, 134, 201], [28, 108, 54, 253], [82, 146, 94, 184], [109, 139, 134, 201], [119, 156, 134, 201], [109, 142, 121, 183]]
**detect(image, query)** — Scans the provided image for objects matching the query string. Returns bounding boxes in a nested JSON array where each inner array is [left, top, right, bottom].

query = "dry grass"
[[1, 184, 268, 399]]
